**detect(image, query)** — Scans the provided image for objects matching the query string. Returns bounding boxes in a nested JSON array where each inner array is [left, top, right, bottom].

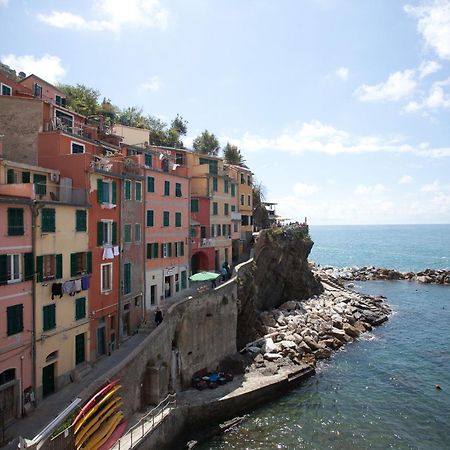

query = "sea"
[[198, 224, 450, 450]]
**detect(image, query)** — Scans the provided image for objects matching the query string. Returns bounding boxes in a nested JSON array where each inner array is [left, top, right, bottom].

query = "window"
[[7, 304, 23, 336], [43, 304, 56, 331], [191, 199, 199, 213], [231, 205, 236, 212], [248, 195, 251, 206], [135, 181, 142, 201], [33, 83, 42, 98], [124, 224, 132, 243], [33, 174, 47, 196], [1, 83, 12, 96], [36, 254, 62, 282], [224, 179, 229, 193], [175, 212, 182, 228], [217, 224, 221, 237], [211, 225, 216, 237], [201, 226, 206, 239], [163, 211, 170, 226], [234, 222, 238, 232], [76, 210, 87, 232], [0, 368, 15, 385], [212, 177, 218, 192], [175, 183, 182, 197], [55, 95, 64, 107], [101, 263, 113, 292], [222, 224, 227, 236], [176, 153, 183, 165], [147, 176, 155, 193], [75, 297, 86, 320], [247, 175, 252, 185], [241, 215, 249, 226], [145, 154, 152, 167], [224, 203, 229, 215], [164, 181, 170, 196], [123, 263, 131, 295], [146, 210, 154, 227], [241, 194, 245, 206], [240, 173, 245, 184], [231, 183, 236, 197], [71, 141, 85, 154], [135, 224, 141, 242], [161, 243, 172, 258], [199, 158, 218, 175], [181, 271, 187, 289], [41, 208, 55, 232], [7, 254, 21, 283], [55, 109, 73, 132], [213, 202, 218, 215], [97, 220, 116, 246], [124, 180, 131, 200], [97, 179, 117, 205], [175, 241, 185, 257], [7, 208, 24, 236], [70, 252, 92, 277], [146, 243, 159, 259]]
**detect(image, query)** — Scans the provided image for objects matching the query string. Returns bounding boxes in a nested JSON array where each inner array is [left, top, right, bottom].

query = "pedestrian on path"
[[155, 308, 163, 326]]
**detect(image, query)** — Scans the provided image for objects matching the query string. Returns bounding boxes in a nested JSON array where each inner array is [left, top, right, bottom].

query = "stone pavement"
[[2, 284, 204, 449]]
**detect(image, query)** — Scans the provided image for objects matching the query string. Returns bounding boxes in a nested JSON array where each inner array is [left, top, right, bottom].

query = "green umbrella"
[[189, 271, 220, 282]]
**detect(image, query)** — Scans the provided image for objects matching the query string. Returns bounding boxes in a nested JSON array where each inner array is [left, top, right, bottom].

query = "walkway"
[[2, 285, 201, 449]]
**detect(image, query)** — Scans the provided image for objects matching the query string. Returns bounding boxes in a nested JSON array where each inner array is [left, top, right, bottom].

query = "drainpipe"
[[142, 178, 146, 322], [117, 178, 123, 347], [30, 202, 37, 406]]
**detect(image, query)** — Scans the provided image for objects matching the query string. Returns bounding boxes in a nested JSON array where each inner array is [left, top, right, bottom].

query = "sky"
[[1, 0, 450, 225]]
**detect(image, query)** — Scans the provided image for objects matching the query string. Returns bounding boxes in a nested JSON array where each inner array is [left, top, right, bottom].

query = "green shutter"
[[87, 252, 92, 273], [112, 181, 117, 204], [0, 255, 7, 285], [213, 177, 218, 191], [124, 263, 131, 294], [112, 222, 117, 244], [180, 241, 185, 256], [175, 212, 181, 227], [24, 253, 33, 281], [164, 181, 170, 196], [191, 199, 199, 213], [175, 183, 182, 197], [7, 169, 15, 184], [22, 172, 30, 183], [71, 253, 77, 277], [147, 176, 155, 193], [7, 304, 23, 335], [56, 254, 63, 279], [43, 304, 56, 331], [231, 184, 236, 196], [36, 256, 43, 283], [153, 243, 159, 259], [163, 211, 169, 226], [97, 222, 103, 246], [135, 182, 142, 201], [76, 210, 87, 232], [147, 243, 152, 259], [147, 210, 154, 227], [160, 244, 164, 258], [75, 297, 86, 320], [42, 208, 55, 233], [97, 179, 103, 203], [125, 180, 131, 200], [8, 208, 24, 236], [168, 243, 172, 257], [181, 271, 186, 289]]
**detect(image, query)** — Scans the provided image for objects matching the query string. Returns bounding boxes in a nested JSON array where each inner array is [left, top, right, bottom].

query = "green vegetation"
[[223, 142, 246, 166], [192, 130, 220, 155]]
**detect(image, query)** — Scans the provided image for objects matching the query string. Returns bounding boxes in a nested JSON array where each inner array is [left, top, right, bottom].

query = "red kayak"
[[98, 420, 128, 450], [72, 379, 119, 427]]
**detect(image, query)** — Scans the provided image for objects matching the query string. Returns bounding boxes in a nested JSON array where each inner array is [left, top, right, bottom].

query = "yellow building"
[[33, 177, 91, 401], [186, 152, 234, 270]]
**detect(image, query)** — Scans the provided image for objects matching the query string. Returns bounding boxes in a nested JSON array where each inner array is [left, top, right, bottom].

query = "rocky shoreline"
[[321, 265, 450, 285], [236, 270, 391, 373]]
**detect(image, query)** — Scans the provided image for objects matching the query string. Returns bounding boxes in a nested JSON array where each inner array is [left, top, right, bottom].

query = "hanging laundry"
[[74, 278, 82, 293], [113, 246, 120, 256], [81, 275, 91, 290], [62, 280, 76, 296], [51, 283, 63, 300], [103, 246, 114, 260]]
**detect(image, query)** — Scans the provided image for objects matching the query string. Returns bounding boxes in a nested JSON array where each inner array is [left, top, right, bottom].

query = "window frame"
[[147, 176, 155, 193], [135, 181, 142, 201], [101, 262, 113, 293], [7, 208, 24, 236], [43, 304, 56, 331], [7, 304, 23, 336], [71, 141, 85, 154], [175, 182, 182, 197], [123, 263, 131, 295], [212, 202, 218, 215], [175, 212, 182, 228], [212, 177, 218, 192], [75, 210, 87, 232], [124, 179, 131, 200], [75, 297, 86, 320], [41, 208, 56, 233], [135, 223, 141, 242], [146, 210, 154, 227], [163, 211, 170, 227], [164, 180, 170, 196], [1, 83, 12, 96], [191, 198, 199, 213], [124, 224, 132, 243], [6, 254, 22, 284]]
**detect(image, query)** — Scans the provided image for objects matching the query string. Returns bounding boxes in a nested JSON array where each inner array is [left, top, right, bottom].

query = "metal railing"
[[111, 393, 176, 450]]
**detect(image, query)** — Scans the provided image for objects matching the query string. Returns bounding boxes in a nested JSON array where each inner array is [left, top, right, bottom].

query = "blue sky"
[[1, 0, 450, 224]]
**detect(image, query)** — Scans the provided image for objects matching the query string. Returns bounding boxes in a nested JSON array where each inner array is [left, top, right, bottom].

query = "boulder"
[[264, 352, 283, 361], [343, 323, 360, 338], [280, 340, 297, 349], [262, 337, 278, 353], [314, 348, 332, 359], [303, 336, 323, 351]]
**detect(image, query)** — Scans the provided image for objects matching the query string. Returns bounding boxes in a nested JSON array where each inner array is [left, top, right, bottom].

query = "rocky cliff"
[[236, 226, 323, 348]]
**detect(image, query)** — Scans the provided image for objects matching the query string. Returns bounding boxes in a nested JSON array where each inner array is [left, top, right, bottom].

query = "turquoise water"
[[309, 224, 450, 272], [199, 225, 450, 450]]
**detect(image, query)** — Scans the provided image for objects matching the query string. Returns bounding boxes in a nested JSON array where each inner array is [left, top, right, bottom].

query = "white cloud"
[[419, 60, 442, 78], [403, 77, 450, 113], [399, 175, 413, 184], [421, 180, 441, 192], [293, 183, 320, 196], [221, 119, 450, 158], [1, 54, 66, 84], [140, 75, 161, 92], [335, 67, 349, 81], [404, 101, 421, 113], [405, 1, 450, 60], [38, 0, 169, 32], [353, 184, 386, 196], [354, 70, 417, 102]]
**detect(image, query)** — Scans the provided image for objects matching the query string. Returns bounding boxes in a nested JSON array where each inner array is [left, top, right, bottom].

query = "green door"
[[42, 363, 55, 398], [96, 326, 106, 356], [75, 333, 85, 365]]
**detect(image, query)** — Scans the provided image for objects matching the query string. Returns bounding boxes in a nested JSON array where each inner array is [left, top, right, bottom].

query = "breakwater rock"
[[238, 271, 391, 372], [323, 266, 450, 284]]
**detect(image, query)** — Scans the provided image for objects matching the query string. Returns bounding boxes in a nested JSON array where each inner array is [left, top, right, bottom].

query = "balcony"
[[231, 211, 241, 221], [201, 238, 215, 247]]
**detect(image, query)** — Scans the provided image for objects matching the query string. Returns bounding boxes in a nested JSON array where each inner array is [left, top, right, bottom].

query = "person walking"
[[155, 308, 163, 326]]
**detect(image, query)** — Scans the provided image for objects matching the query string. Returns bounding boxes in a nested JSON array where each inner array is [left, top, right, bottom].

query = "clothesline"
[[51, 274, 91, 299]]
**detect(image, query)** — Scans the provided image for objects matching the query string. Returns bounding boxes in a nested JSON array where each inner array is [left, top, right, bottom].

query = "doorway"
[[42, 363, 55, 398], [96, 324, 106, 357], [75, 333, 85, 365]]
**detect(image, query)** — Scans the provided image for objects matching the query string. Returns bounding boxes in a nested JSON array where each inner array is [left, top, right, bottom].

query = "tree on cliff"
[[193, 130, 220, 155], [223, 142, 246, 166], [253, 181, 270, 230], [57, 83, 100, 117]]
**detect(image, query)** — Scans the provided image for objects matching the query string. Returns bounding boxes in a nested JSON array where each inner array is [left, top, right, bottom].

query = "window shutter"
[[147, 243, 152, 259], [97, 179, 103, 203], [22, 172, 31, 183], [181, 241, 185, 256], [97, 222, 103, 246], [0, 254, 7, 285], [56, 254, 63, 279], [112, 181, 117, 204], [153, 243, 159, 259], [76, 210, 86, 232], [147, 176, 154, 192], [125, 180, 131, 199], [168, 243, 172, 257], [71, 253, 77, 277], [36, 256, 43, 283], [24, 252, 34, 281], [7, 169, 15, 184], [112, 222, 117, 245], [87, 252, 92, 274], [7, 304, 23, 335], [160, 244, 164, 258]]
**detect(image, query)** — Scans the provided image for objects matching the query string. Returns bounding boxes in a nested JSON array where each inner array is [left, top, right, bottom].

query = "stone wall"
[[0, 97, 43, 164]]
